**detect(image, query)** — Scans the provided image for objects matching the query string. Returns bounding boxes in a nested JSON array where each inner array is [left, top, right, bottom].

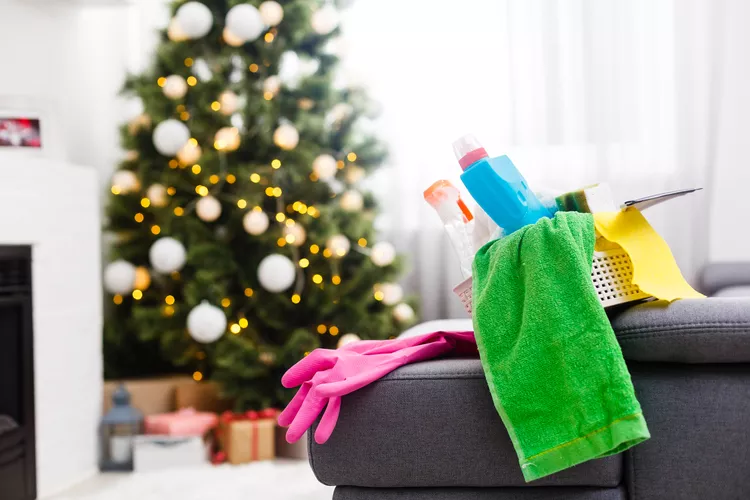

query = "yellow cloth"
[[593, 209, 704, 302]]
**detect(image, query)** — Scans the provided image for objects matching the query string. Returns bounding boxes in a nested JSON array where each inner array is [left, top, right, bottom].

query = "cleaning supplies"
[[423, 180, 476, 278], [555, 183, 617, 213], [278, 330, 477, 444], [594, 209, 705, 301], [534, 187, 561, 217], [621, 188, 703, 211], [453, 134, 553, 235], [472, 211, 650, 482], [471, 203, 504, 253]]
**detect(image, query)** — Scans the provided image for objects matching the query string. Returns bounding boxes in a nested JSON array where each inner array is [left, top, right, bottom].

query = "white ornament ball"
[[162, 75, 188, 100], [226, 4, 264, 42], [312, 154, 337, 180], [219, 90, 240, 116], [337, 333, 361, 348], [329, 102, 352, 122], [393, 303, 415, 323], [311, 5, 339, 35], [223, 27, 245, 46], [259, 1, 284, 26], [231, 113, 245, 132], [123, 97, 144, 122], [167, 18, 189, 41], [326, 234, 350, 258], [214, 127, 241, 152], [379, 283, 404, 306], [299, 58, 320, 77], [111, 170, 140, 194], [283, 224, 306, 247], [153, 119, 190, 156], [278, 51, 301, 88], [263, 76, 281, 96], [371, 241, 396, 267], [345, 166, 365, 184], [175, 2, 214, 39], [273, 123, 299, 150], [196, 195, 222, 222], [147, 184, 169, 207], [177, 141, 202, 165], [128, 113, 151, 134], [257, 254, 296, 293], [187, 301, 227, 343], [104, 260, 136, 295], [149, 237, 187, 274], [340, 190, 364, 212], [192, 58, 213, 81], [243, 210, 270, 235], [229, 68, 243, 84]]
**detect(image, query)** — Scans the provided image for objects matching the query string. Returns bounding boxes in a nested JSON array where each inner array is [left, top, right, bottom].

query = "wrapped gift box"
[[145, 408, 218, 436], [133, 435, 209, 472], [103, 375, 192, 416], [175, 380, 233, 413], [218, 411, 277, 464]]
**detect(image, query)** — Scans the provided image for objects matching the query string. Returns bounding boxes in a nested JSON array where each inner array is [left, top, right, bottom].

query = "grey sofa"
[[308, 297, 750, 499]]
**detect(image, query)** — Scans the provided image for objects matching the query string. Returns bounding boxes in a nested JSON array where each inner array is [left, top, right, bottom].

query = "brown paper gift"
[[220, 417, 276, 464], [103, 375, 192, 416], [175, 380, 233, 413]]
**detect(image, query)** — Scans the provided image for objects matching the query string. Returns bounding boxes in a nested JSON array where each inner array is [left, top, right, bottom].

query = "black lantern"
[[99, 384, 143, 471]]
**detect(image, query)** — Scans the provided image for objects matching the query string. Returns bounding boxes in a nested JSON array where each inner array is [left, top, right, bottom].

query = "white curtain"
[[342, 0, 725, 319]]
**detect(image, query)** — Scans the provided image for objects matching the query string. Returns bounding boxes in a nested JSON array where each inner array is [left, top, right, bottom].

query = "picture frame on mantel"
[[0, 95, 64, 160], [0, 117, 42, 149]]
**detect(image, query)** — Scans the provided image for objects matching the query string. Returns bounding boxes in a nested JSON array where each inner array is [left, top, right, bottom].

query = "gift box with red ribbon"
[[215, 409, 278, 465]]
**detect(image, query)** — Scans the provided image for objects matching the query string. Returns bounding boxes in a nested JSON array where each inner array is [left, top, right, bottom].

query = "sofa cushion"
[[399, 298, 750, 363], [309, 358, 623, 488], [609, 297, 750, 363]]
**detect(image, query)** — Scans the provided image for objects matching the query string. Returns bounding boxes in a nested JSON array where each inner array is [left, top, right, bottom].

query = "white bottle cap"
[[452, 134, 488, 170]]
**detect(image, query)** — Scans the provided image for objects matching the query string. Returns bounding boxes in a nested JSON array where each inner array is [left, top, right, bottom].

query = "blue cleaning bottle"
[[453, 134, 552, 235]]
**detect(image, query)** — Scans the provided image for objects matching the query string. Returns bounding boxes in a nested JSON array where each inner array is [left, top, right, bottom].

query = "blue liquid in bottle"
[[453, 134, 552, 235]]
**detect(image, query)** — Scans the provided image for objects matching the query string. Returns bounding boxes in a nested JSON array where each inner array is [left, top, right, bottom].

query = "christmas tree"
[[103, 0, 416, 410]]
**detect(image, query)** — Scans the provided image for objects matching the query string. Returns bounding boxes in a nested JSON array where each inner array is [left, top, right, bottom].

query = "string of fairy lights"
[[104, 1, 415, 374]]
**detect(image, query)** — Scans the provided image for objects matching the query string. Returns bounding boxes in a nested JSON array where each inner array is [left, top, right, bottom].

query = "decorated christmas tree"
[[103, 0, 416, 410]]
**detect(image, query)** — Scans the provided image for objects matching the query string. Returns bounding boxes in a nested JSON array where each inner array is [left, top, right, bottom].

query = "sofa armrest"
[[697, 262, 750, 296], [609, 298, 750, 363]]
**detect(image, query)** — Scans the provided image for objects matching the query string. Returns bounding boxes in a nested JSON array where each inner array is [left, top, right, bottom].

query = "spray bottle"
[[423, 180, 475, 278]]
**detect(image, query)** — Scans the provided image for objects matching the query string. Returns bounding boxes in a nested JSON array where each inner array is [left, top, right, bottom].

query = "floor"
[[50, 460, 332, 500]]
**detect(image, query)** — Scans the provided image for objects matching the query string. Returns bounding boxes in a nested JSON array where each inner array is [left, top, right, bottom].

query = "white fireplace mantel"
[[0, 156, 102, 497]]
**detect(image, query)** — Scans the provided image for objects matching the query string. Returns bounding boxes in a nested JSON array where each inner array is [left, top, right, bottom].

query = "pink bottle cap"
[[452, 134, 488, 171]]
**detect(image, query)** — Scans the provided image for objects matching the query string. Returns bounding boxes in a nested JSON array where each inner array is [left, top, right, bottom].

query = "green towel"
[[472, 211, 650, 482]]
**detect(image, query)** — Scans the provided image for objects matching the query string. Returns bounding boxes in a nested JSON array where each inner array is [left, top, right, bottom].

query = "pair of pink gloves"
[[278, 330, 476, 444]]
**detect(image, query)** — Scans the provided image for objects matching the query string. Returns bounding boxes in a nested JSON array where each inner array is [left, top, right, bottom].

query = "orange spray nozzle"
[[424, 180, 473, 222]]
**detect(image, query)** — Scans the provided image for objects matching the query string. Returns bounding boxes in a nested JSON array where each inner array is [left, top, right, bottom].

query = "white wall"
[[0, 0, 133, 495], [0, 158, 102, 498], [0, 0, 158, 184], [709, 0, 750, 261]]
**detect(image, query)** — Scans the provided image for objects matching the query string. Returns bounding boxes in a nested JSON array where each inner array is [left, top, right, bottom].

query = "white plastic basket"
[[453, 246, 649, 316]]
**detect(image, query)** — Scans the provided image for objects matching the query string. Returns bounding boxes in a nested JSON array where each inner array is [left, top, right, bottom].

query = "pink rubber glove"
[[278, 330, 476, 444]]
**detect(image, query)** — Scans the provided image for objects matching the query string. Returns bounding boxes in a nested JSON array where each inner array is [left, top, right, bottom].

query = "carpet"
[[54, 460, 332, 500]]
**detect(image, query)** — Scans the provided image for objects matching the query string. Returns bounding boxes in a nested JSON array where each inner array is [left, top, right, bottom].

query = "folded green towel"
[[472, 211, 650, 482]]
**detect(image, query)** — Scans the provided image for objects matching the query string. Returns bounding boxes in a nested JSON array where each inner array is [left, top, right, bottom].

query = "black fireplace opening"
[[0, 246, 36, 500]]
